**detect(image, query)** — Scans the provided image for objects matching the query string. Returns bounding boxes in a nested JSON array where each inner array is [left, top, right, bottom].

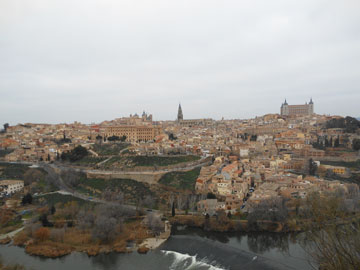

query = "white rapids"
[[161, 250, 227, 270]]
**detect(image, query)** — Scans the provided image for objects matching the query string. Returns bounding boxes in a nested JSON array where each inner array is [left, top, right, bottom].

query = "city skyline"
[[1, 97, 358, 125], [1, 0, 360, 124]]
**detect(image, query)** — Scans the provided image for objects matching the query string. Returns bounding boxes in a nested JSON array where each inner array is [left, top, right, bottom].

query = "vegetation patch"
[[103, 155, 200, 169], [36, 193, 94, 207], [78, 178, 153, 204], [325, 116, 360, 133], [0, 162, 44, 180], [159, 167, 201, 190], [130, 155, 200, 167], [0, 209, 23, 234], [91, 143, 130, 156], [61, 145, 89, 162], [320, 160, 360, 170], [72, 156, 107, 166], [0, 149, 14, 158]]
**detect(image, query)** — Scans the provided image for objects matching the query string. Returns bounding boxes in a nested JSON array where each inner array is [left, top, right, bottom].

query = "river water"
[[0, 227, 313, 270]]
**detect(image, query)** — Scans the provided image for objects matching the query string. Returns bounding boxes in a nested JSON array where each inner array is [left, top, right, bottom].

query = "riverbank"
[[169, 215, 299, 233], [1, 220, 171, 258]]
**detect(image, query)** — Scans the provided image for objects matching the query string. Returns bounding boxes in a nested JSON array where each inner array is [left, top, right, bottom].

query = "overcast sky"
[[1, 0, 359, 125]]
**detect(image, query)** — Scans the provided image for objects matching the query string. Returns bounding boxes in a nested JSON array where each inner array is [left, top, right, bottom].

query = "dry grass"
[[0, 237, 11, 245], [16, 220, 154, 258], [26, 241, 73, 258], [63, 228, 92, 246], [13, 231, 29, 246]]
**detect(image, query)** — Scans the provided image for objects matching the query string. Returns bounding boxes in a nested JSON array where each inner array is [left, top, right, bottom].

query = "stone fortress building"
[[280, 99, 314, 116]]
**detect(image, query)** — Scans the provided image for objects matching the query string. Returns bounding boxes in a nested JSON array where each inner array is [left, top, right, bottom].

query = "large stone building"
[[103, 111, 161, 142], [176, 103, 213, 126], [280, 99, 314, 116], [104, 125, 162, 142]]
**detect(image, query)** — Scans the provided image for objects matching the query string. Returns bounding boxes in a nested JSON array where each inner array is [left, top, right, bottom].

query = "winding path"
[[0, 227, 24, 240]]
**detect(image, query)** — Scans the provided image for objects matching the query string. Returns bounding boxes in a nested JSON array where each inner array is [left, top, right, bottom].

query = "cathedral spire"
[[177, 103, 183, 121]]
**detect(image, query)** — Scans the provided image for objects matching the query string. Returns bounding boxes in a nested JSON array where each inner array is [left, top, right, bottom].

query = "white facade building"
[[0, 180, 24, 195]]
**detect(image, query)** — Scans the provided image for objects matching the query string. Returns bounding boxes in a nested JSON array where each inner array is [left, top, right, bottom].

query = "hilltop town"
[[1, 100, 360, 257]]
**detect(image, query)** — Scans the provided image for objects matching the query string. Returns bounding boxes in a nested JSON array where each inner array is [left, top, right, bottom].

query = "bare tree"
[[30, 224, 41, 238], [92, 216, 117, 243], [63, 201, 79, 220], [347, 184, 359, 199], [302, 193, 360, 270], [143, 195, 154, 209], [102, 188, 113, 201], [247, 197, 288, 227], [177, 195, 186, 211], [168, 194, 175, 210], [188, 195, 198, 212], [114, 192, 124, 204], [60, 169, 84, 188], [77, 210, 95, 231], [145, 213, 164, 236], [23, 169, 45, 186], [50, 228, 65, 242]]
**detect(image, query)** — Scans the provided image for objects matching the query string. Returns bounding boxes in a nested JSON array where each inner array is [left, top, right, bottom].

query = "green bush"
[[92, 143, 130, 156]]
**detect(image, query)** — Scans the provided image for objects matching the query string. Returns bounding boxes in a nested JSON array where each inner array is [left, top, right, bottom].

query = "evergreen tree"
[[325, 137, 329, 147], [309, 158, 317, 176], [353, 139, 360, 151], [171, 202, 175, 217], [21, 193, 33, 205], [39, 214, 53, 227]]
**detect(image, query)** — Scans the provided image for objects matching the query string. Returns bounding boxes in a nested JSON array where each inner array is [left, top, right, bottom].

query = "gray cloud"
[[1, 0, 360, 125]]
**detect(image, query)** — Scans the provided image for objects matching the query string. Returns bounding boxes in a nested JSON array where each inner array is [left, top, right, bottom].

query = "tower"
[[309, 98, 314, 115], [177, 103, 183, 122], [280, 99, 289, 116]]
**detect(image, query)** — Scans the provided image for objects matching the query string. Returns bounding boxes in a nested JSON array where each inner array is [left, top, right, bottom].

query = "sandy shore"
[[141, 237, 168, 250]]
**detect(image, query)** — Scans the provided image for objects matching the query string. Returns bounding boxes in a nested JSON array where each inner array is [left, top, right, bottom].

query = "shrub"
[[61, 145, 88, 162], [34, 227, 50, 242], [21, 193, 33, 205]]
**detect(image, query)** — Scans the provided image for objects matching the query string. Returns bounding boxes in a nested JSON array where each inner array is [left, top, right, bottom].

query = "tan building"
[[0, 180, 24, 195], [104, 125, 162, 142], [280, 99, 314, 116], [178, 119, 214, 127]]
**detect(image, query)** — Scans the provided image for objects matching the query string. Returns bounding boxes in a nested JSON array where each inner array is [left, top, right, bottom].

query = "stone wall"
[[86, 171, 165, 184]]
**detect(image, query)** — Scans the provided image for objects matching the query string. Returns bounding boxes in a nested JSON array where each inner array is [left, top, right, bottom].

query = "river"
[[0, 227, 313, 270]]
